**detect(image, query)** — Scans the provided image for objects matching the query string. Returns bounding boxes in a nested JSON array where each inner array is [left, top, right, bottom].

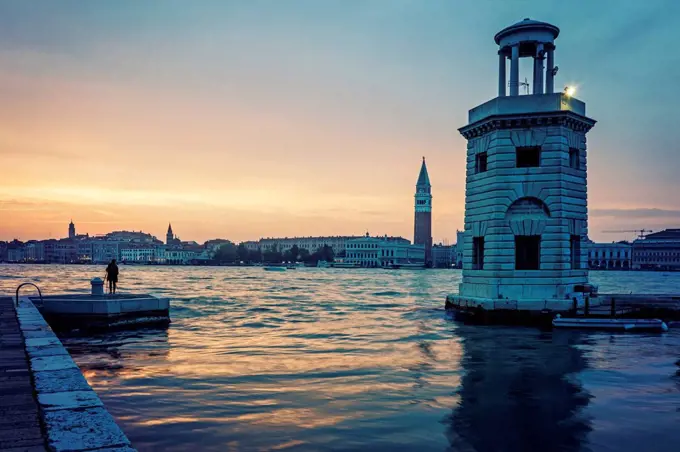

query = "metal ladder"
[[15, 282, 43, 308]]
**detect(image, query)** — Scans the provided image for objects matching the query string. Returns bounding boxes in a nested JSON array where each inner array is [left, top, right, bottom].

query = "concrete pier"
[[1, 296, 135, 451], [0, 296, 47, 451]]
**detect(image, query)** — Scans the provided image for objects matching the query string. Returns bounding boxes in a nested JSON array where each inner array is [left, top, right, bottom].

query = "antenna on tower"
[[519, 77, 530, 94]]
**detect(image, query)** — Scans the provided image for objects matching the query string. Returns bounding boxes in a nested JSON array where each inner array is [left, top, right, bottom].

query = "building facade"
[[257, 236, 362, 254], [632, 229, 680, 270], [451, 19, 596, 310], [587, 241, 632, 269], [432, 244, 455, 268], [345, 235, 425, 268], [455, 230, 465, 268], [414, 158, 433, 265]]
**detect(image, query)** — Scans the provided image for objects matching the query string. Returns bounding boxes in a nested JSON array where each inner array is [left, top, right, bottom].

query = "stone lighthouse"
[[448, 19, 596, 318]]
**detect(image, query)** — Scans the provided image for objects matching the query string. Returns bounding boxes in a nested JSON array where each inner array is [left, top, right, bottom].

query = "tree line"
[[213, 243, 336, 265]]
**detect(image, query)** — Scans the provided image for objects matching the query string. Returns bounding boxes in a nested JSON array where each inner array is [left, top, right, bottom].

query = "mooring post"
[[572, 297, 578, 314], [610, 297, 616, 318], [584, 296, 590, 317]]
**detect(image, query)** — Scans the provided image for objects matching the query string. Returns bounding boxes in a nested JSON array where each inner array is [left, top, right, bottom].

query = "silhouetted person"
[[105, 259, 119, 294]]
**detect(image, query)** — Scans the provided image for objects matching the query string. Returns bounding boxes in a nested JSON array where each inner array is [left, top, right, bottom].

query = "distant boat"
[[286, 264, 296, 270], [386, 263, 425, 270], [263, 266, 286, 272], [331, 261, 361, 269], [317, 260, 330, 268]]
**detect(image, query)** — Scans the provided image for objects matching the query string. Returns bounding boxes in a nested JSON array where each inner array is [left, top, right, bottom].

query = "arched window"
[[506, 197, 551, 270]]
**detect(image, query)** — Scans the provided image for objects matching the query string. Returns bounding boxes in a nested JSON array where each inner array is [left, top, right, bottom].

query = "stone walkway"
[[0, 296, 48, 451]]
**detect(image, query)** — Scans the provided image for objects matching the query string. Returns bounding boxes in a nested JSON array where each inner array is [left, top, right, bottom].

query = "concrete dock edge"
[[16, 296, 135, 452]]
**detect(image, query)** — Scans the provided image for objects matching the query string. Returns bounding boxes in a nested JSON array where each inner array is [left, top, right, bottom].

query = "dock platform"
[[445, 293, 680, 327]]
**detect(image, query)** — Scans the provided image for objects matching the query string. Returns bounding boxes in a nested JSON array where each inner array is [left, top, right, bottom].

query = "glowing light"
[[564, 86, 576, 97]]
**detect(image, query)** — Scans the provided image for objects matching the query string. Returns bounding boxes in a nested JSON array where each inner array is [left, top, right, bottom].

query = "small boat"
[[263, 266, 286, 272], [386, 263, 425, 270], [552, 316, 668, 332], [331, 262, 361, 269], [317, 260, 330, 268], [286, 264, 296, 270]]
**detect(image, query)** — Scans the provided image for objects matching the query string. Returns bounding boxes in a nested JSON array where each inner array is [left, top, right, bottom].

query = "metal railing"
[[15, 282, 43, 308]]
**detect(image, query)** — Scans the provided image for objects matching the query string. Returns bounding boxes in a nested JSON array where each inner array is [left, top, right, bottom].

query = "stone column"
[[533, 44, 544, 95], [498, 51, 506, 97], [509, 45, 519, 96], [546, 48, 555, 94]]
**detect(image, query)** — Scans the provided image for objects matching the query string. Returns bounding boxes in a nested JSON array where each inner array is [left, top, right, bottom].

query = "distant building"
[[120, 245, 157, 263], [166, 224, 181, 246], [455, 230, 465, 268], [24, 241, 45, 262], [432, 244, 455, 268], [257, 236, 363, 254], [632, 229, 680, 270], [587, 241, 631, 269], [92, 240, 121, 264], [106, 230, 162, 244], [241, 241, 261, 252], [345, 234, 425, 268], [68, 220, 76, 239], [414, 158, 433, 265]]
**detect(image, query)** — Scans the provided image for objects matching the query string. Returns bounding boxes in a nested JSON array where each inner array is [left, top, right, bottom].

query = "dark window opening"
[[516, 146, 541, 168], [570, 235, 581, 269], [472, 237, 485, 270], [515, 235, 541, 270], [476, 152, 488, 173], [569, 147, 580, 169]]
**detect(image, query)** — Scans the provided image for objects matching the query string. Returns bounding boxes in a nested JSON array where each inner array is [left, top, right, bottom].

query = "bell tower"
[[414, 157, 433, 264], [449, 19, 596, 315]]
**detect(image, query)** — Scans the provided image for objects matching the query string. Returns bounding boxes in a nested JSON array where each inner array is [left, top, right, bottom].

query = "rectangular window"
[[516, 146, 541, 168], [569, 147, 580, 169], [570, 235, 581, 269], [475, 152, 488, 173], [515, 235, 541, 270], [472, 237, 485, 270]]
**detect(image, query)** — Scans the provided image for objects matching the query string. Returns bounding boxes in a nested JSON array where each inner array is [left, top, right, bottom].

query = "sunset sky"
[[1, 0, 679, 244]]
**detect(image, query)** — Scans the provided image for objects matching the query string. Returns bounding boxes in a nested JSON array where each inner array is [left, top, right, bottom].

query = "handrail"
[[15, 282, 43, 308]]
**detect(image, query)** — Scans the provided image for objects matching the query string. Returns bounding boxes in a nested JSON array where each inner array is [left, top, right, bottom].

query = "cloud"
[[590, 208, 680, 219]]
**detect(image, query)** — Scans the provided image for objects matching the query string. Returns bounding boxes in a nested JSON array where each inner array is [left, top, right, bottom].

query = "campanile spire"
[[414, 158, 433, 265]]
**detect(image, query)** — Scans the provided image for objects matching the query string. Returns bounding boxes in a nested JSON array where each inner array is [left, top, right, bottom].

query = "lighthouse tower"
[[449, 19, 596, 316], [414, 157, 433, 265]]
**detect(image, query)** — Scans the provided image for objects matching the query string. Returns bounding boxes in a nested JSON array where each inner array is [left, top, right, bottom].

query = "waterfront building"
[[165, 248, 199, 264], [345, 234, 425, 268], [120, 246, 157, 263], [241, 240, 261, 252], [258, 236, 363, 254], [455, 230, 465, 268], [587, 241, 632, 269], [92, 240, 121, 264], [23, 241, 45, 262], [632, 229, 680, 270], [7, 245, 25, 263], [450, 19, 596, 311], [0, 241, 7, 262], [432, 244, 456, 268], [68, 220, 76, 239], [106, 230, 162, 244], [414, 158, 433, 265]]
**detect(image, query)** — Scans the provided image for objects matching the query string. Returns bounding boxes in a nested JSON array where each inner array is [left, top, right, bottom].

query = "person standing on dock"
[[105, 259, 119, 295]]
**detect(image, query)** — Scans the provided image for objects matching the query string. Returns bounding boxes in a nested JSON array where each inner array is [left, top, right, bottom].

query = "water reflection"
[[446, 326, 592, 452], [61, 328, 170, 379]]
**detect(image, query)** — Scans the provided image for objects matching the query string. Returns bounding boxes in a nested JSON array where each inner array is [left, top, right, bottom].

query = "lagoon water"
[[2, 265, 680, 452]]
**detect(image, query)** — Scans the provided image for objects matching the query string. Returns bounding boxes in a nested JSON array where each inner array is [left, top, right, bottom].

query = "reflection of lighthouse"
[[445, 327, 591, 451]]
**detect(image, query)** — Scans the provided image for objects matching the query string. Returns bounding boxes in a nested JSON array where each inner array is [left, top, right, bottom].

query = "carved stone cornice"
[[459, 111, 596, 139]]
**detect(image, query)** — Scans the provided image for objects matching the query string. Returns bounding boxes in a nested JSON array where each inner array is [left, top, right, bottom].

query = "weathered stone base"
[[445, 294, 579, 328]]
